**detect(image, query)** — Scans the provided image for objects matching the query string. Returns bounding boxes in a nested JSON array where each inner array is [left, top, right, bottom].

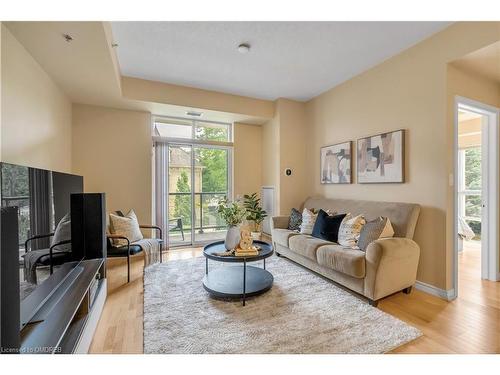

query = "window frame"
[[152, 115, 233, 146], [152, 115, 234, 248]]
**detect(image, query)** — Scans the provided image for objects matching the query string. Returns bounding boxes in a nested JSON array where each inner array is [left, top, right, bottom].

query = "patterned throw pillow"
[[357, 217, 395, 251], [300, 208, 318, 235], [338, 213, 366, 248], [109, 209, 144, 247], [288, 208, 302, 231]]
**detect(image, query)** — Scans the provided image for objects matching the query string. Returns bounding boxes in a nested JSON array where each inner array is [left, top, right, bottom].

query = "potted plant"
[[217, 198, 246, 250], [243, 193, 268, 240]]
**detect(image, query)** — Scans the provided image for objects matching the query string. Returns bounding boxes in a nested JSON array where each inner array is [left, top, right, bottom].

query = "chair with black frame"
[[106, 211, 164, 283], [23, 213, 75, 283], [23, 233, 73, 283], [169, 217, 184, 241]]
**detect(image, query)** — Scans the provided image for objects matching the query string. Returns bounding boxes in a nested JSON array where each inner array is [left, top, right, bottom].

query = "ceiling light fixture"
[[62, 33, 73, 43], [186, 111, 203, 117], [237, 43, 250, 54]]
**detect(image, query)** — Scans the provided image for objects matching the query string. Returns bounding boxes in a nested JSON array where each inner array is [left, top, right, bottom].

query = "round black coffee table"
[[202, 240, 274, 306]]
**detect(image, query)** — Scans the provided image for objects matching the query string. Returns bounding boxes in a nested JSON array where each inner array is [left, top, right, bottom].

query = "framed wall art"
[[357, 129, 405, 183], [320, 141, 352, 184]]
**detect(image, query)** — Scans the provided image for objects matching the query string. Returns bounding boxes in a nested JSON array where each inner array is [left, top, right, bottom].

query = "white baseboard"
[[415, 280, 455, 301]]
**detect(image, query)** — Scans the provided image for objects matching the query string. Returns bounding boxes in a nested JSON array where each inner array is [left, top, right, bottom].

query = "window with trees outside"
[[458, 147, 482, 240], [153, 117, 233, 247]]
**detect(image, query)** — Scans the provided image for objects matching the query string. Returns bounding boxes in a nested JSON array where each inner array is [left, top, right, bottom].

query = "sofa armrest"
[[271, 216, 290, 230], [364, 237, 420, 301]]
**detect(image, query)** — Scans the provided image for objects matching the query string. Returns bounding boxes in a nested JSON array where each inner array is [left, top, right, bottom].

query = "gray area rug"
[[143, 255, 421, 354]]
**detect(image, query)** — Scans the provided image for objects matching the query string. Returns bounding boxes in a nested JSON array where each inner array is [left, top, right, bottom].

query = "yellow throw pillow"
[[109, 209, 143, 247]]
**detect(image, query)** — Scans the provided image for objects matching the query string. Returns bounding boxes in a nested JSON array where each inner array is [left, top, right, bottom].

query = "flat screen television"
[[0, 162, 84, 311]]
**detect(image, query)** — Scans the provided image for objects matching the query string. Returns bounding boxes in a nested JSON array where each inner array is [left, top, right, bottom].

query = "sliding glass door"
[[154, 117, 233, 248], [167, 144, 193, 246], [193, 146, 229, 244]]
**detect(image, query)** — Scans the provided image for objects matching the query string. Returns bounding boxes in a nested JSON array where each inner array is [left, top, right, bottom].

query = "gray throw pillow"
[[51, 213, 72, 252], [288, 208, 302, 231], [357, 217, 387, 251]]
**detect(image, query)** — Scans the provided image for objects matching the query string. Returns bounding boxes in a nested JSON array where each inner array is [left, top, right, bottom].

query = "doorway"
[[454, 97, 499, 298]]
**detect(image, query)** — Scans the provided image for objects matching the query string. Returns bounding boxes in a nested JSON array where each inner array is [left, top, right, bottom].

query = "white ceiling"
[[111, 21, 452, 101]]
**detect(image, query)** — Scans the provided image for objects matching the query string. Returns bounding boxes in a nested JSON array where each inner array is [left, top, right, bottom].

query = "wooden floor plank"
[[89, 243, 500, 354]]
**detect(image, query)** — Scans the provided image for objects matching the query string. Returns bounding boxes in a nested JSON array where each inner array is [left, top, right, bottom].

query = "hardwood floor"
[[386, 241, 499, 353], [89, 242, 499, 354], [89, 248, 202, 353]]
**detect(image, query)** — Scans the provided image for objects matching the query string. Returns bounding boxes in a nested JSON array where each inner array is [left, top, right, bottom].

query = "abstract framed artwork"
[[320, 141, 352, 184], [357, 129, 405, 183]]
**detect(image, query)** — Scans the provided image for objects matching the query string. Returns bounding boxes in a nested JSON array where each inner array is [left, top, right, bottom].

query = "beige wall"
[[233, 122, 262, 198], [1, 24, 72, 172], [305, 22, 500, 290], [72, 104, 153, 224], [446, 64, 500, 286], [261, 99, 308, 215], [262, 109, 281, 211], [277, 99, 308, 215], [122, 76, 274, 121], [72, 105, 265, 226]]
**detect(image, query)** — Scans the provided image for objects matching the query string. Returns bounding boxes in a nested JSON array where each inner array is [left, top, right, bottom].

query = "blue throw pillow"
[[311, 210, 346, 243]]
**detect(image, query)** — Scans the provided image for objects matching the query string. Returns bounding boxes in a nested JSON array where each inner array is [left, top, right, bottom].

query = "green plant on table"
[[243, 193, 268, 232], [217, 198, 246, 227]]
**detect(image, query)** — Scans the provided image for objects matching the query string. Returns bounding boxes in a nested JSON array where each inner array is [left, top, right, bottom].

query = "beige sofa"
[[271, 197, 421, 306]]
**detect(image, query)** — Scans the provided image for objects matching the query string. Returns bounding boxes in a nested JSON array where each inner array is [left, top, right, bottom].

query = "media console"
[[20, 259, 106, 353], [1, 193, 107, 354]]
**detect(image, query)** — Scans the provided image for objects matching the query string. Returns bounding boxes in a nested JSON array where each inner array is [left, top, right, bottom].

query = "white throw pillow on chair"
[[109, 209, 143, 247]]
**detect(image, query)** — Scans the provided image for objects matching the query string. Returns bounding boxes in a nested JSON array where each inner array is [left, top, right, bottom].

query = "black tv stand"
[[20, 259, 106, 354]]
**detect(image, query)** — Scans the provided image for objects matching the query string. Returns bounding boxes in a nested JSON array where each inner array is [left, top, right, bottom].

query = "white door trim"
[[453, 96, 500, 299]]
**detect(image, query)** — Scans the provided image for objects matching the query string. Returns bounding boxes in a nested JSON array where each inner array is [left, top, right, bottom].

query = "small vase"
[[225, 225, 241, 250]]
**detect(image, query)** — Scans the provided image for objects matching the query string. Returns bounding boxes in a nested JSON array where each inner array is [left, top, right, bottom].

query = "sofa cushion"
[[272, 228, 301, 247], [289, 235, 333, 261], [303, 197, 420, 239], [316, 245, 366, 278]]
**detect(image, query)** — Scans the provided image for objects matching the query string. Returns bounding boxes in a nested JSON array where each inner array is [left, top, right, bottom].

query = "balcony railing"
[[168, 191, 227, 234]]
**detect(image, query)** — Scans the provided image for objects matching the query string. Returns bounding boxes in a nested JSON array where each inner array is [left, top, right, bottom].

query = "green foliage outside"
[[195, 124, 228, 143], [173, 170, 192, 227], [1, 164, 30, 244], [171, 126, 229, 233], [464, 147, 481, 240], [465, 148, 481, 190]]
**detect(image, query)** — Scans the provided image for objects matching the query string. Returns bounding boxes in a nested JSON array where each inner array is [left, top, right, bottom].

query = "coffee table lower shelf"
[[202, 266, 273, 306]]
